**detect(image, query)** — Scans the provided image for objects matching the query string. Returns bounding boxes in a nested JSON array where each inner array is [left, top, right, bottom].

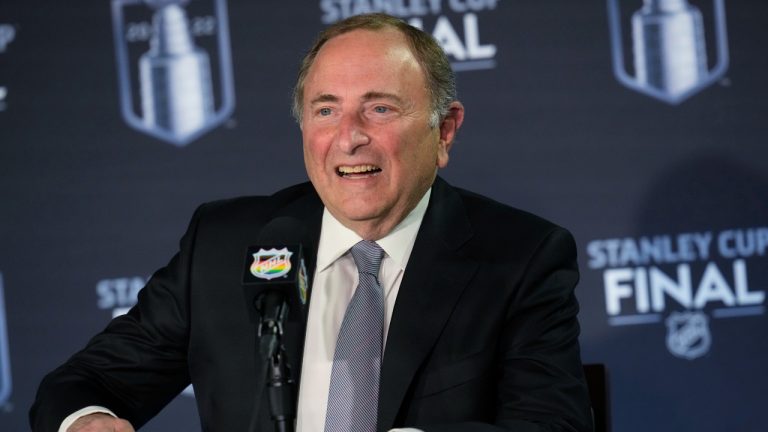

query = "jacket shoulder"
[[446, 186, 577, 271], [193, 182, 318, 223], [455, 187, 567, 239]]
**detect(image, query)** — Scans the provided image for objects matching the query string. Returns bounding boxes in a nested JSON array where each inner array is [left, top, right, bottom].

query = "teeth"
[[338, 165, 380, 174]]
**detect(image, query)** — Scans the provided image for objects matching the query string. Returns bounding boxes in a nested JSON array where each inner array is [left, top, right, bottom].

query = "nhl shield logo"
[[250, 248, 293, 280], [665, 311, 711, 360], [607, 0, 729, 104], [111, 0, 235, 146]]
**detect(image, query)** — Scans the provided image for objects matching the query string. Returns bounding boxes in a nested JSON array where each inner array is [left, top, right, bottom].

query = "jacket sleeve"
[[29, 204, 208, 432], [494, 227, 592, 431]]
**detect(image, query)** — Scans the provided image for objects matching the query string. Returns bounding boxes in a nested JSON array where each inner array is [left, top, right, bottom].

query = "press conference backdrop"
[[1, 1, 766, 431]]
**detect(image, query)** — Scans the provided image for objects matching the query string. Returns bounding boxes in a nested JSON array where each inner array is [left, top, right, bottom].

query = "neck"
[[345, 219, 401, 241], [332, 188, 432, 241]]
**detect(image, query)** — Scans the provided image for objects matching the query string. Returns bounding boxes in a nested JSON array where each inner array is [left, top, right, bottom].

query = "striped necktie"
[[324, 240, 385, 432]]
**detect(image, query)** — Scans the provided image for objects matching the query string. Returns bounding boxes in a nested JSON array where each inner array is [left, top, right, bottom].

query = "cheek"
[[411, 134, 441, 166], [303, 133, 327, 164], [303, 144, 325, 185]]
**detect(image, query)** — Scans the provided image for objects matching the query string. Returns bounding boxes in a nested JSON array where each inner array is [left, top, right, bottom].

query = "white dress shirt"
[[297, 189, 430, 432], [61, 189, 431, 432]]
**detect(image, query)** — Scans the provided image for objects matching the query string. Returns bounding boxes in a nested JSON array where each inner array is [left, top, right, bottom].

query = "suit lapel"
[[377, 178, 478, 431]]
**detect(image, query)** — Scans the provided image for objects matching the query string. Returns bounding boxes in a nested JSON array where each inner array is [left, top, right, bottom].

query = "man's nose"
[[335, 112, 370, 153]]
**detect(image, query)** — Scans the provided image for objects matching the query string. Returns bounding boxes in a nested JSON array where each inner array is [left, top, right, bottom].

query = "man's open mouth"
[[336, 165, 382, 177]]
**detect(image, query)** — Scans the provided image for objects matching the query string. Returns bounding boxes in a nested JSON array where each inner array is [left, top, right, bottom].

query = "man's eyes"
[[314, 104, 395, 118]]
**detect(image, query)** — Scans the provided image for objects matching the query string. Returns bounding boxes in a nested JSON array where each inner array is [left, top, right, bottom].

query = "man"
[[31, 13, 593, 432]]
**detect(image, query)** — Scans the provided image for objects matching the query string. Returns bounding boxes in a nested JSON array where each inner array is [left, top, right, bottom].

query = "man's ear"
[[437, 101, 465, 168]]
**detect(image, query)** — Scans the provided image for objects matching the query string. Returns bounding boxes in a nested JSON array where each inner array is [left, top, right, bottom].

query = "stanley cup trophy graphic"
[[608, 0, 729, 104], [112, 0, 235, 146], [632, 0, 708, 98], [139, 1, 214, 139]]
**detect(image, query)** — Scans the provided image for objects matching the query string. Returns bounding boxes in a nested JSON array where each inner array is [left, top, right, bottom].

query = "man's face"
[[301, 28, 454, 238]]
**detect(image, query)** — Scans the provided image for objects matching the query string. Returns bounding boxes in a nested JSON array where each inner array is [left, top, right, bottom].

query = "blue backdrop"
[[1, 1, 766, 431]]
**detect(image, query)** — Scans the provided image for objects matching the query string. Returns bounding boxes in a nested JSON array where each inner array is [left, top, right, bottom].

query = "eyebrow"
[[308, 92, 406, 107], [360, 91, 405, 106], [309, 94, 340, 106]]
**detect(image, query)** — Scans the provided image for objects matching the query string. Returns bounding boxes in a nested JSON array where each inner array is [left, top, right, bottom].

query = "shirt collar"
[[316, 188, 431, 272]]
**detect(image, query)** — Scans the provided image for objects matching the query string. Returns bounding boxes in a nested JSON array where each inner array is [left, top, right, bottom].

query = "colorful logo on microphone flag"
[[250, 248, 293, 280]]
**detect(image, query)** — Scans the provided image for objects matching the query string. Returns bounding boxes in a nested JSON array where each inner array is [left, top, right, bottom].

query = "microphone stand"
[[256, 292, 295, 432]]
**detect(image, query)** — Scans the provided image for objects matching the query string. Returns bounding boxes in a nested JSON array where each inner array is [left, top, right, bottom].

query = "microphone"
[[242, 216, 309, 432], [241, 217, 310, 325]]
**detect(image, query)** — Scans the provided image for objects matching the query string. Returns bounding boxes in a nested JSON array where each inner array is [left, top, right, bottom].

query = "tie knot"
[[350, 240, 384, 276]]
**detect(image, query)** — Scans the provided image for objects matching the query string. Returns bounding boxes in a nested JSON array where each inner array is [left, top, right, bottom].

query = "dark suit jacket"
[[31, 177, 593, 432]]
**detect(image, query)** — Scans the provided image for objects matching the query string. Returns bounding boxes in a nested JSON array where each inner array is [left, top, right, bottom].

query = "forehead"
[[319, 28, 412, 60], [304, 28, 428, 100]]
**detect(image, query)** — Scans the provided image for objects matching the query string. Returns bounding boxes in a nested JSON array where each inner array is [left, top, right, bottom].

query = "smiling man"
[[31, 13, 593, 432], [299, 26, 463, 242]]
